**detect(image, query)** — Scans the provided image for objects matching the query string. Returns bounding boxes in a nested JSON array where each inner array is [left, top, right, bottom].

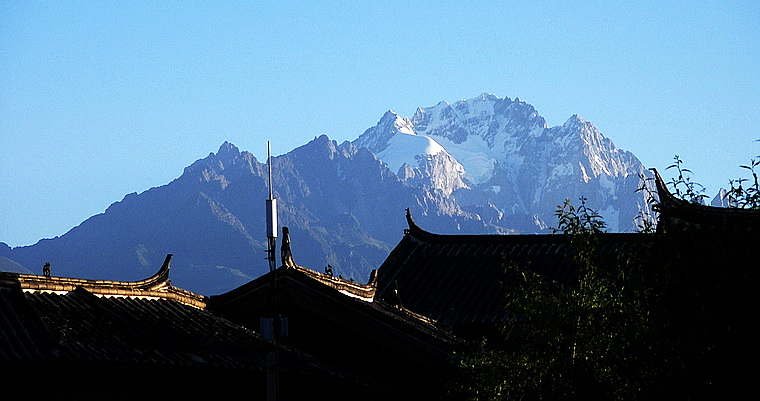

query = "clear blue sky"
[[2, 1, 759, 247]]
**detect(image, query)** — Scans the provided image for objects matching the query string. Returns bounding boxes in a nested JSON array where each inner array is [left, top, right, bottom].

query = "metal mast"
[[266, 141, 278, 272], [265, 141, 280, 401]]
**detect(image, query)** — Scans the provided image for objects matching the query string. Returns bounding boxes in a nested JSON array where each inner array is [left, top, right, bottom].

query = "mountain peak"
[[217, 141, 241, 162], [354, 110, 416, 154], [380, 109, 398, 121], [4, 93, 653, 297], [377, 110, 412, 131], [563, 114, 586, 129], [478, 92, 500, 102]]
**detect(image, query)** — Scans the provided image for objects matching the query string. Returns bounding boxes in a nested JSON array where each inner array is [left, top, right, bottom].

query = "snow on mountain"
[[409, 93, 547, 184], [355, 110, 468, 196], [354, 110, 415, 154], [354, 93, 650, 232], [374, 119, 446, 173]]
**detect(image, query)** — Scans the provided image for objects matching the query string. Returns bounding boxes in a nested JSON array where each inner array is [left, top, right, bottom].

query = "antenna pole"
[[266, 141, 278, 272], [264, 141, 281, 400], [268, 142, 273, 200]]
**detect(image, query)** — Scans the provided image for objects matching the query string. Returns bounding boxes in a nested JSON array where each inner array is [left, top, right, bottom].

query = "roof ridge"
[[292, 264, 377, 302], [404, 208, 643, 244], [0, 254, 207, 308], [652, 168, 760, 233]]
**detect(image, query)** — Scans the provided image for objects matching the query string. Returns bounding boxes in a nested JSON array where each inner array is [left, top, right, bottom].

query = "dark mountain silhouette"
[[2, 137, 498, 295]]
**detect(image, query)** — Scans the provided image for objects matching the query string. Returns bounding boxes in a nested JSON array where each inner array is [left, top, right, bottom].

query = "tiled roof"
[[284, 264, 448, 336], [374, 210, 654, 330], [2, 254, 206, 308], [0, 284, 264, 368], [374, 173, 760, 342], [292, 264, 378, 302], [210, 263, 463, 351], [0, 255, 338, 377]]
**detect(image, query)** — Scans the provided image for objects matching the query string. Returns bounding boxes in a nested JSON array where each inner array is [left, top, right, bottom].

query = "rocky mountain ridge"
[[2, 94, 652, 295], [355, 93, 648, 232]]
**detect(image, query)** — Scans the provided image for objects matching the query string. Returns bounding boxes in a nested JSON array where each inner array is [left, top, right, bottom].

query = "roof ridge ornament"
[[405, 208, 422, 235], [281, 226, 296, 269], [152, 253, 173, 286], [650, 168, 681, 209]]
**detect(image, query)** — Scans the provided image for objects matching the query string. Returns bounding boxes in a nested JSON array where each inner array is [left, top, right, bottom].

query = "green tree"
[[666, 155, 708, 205], [636, 152, 760, 234], [726, 158, 760, 209], [454, 198, 662, 401], [666, 153, 759, 210]]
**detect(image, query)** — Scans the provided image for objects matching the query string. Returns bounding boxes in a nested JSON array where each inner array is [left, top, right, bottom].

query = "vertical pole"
[[268, 141, 273, 200], [267, 351, 279, 401], [266, 141, 278, 272], [265, 141, 279, 400]]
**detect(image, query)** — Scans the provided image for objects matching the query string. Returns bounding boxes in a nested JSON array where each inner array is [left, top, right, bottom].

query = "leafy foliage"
[[635, 151, 760, 234], [553, 197, 606, 236], [725, 158, 760, 209], [634, 173, 658, 233], [666, 152, 760, 210], [455, 151, 760, 400], [666, 155, 708, 205], [453, 198, 662, 401]]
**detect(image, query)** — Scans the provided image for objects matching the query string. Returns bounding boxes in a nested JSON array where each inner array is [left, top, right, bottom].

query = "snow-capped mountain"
[[1, 93, 653, 295], [354, 93, 649, 232], [354, 111, 467, 196]]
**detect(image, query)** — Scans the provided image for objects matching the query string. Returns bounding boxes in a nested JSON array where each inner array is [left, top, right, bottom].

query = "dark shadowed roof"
[[209, 262, 465, 400], [0, 284, 265, 368], [374, 170, 760, 347], [210, 262, 463, 355], [0, 255, 342, 380], [374, 210, 654, 331]]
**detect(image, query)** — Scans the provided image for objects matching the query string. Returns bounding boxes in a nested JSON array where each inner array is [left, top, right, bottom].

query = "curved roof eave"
[[0, 254, 207, 308]]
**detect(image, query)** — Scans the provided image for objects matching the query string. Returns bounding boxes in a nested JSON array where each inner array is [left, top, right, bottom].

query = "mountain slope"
[[2, 94, 652, 295], [2, 138, 496, 295]]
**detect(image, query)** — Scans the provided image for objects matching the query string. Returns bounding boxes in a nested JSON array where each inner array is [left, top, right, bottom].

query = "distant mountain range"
[[1, 94, 652, 295]]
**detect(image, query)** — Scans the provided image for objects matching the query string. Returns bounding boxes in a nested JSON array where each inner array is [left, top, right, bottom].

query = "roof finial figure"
[[42, 262, 51, 278], [281, 226, 296, 268], [404, 208, 422, 235], [325, 264, 333, 276]]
